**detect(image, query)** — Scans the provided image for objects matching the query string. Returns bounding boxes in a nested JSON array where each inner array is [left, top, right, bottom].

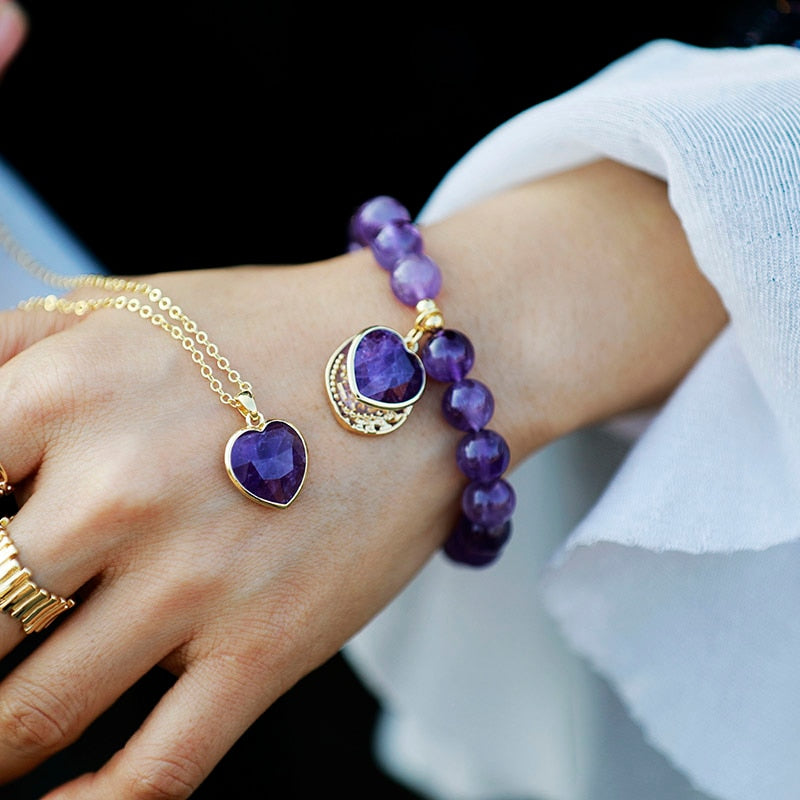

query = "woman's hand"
[[0, 159, 727, 798], [0, 257, 462, 797]]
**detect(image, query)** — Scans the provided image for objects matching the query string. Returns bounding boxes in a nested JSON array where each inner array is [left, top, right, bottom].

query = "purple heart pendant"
[[349, 326, 426, 408], [325, 326, 427, 435], [225, 420, 308, 508]]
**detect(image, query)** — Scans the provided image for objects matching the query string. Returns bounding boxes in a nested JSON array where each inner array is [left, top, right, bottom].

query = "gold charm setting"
[[224, 419, 308, 508], [325, 325, 426, 435]]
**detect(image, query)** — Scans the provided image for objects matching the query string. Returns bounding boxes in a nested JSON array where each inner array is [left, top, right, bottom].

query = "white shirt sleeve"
[[344, 39, 800, 800]]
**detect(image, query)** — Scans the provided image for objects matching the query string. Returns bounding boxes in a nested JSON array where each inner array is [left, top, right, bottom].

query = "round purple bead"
[[349, 196, 411, 246], [421, 329, 475, 382], [370, 221, 423, 270], [462, 477, 516, 528], [442, 378, 494, 431], [443, 514, 512, 567], [456, 429, 510, 482], [390, 254, 442, 306]]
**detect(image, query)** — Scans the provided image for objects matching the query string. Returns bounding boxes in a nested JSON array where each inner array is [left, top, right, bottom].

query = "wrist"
[[417, 159, 727, 459]]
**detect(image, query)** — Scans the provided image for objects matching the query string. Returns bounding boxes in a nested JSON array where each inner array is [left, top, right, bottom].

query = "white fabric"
[[344, 40, 800, 800]]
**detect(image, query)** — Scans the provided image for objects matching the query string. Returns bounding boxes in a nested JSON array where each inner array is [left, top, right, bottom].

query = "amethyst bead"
[[345, 196, 516, 568], [443, 514, 512, 567], [370, 221, 423, 270], [390, 254, 442, 306], [456, 429, 510, 482], [350, 196, 411, 246], [462, 477, 516, 528], [442, 378, 494, 431], [421, 329, 475, 382]]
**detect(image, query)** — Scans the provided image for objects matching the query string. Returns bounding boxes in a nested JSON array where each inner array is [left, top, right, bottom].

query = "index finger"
[[39, 656, 269, 800]]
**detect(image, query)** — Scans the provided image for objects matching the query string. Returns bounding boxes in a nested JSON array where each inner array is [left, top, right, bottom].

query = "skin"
[[0, 0, 25, 79], [0, 11, 729, 798]]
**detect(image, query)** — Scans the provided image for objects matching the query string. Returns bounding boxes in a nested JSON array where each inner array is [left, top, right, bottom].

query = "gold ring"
[[0, 517, 75, 634]]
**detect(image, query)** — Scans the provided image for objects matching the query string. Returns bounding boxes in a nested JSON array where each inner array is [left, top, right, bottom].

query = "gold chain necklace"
[[0, 217, 308, 508]]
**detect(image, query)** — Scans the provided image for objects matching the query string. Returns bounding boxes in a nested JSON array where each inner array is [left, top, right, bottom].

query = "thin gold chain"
[[0, 217, 79, 290], [0, 217, 264, 427]]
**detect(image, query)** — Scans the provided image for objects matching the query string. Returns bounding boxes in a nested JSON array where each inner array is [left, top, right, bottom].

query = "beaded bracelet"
[[325, 196, 516, 567]]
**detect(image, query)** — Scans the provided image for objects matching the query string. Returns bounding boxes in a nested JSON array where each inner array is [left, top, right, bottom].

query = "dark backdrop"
[[0, 0, 783, 273], [0, 2, 795, 798]]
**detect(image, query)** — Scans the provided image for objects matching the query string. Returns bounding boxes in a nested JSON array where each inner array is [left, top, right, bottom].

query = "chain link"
[[2, 218, 263, 426]]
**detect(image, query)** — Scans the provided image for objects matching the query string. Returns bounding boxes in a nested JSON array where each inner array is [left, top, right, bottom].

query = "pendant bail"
[[404, 298, 444, 351], [234, 391, 265, 428]]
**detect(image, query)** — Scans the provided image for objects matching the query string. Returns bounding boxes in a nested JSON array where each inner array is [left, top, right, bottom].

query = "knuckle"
[[58, 444, 160, 544], [0, 376, 38, 449], [0, 346, 80, 436], [0, 677, 77, 754], [125, 750, 205, 800], [0, 309, 24, 362], [75, 439, 180, 536]]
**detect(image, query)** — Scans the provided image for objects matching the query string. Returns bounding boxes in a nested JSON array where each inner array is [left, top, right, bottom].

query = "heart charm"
[[225, 420, 308, 508], [350, 326, 426, 407], [325, 325, 426, 435]]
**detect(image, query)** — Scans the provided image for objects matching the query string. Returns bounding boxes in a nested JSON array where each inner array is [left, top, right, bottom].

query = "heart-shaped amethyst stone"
[[349, 326, 425, 407], [225, 420, 308, 508]]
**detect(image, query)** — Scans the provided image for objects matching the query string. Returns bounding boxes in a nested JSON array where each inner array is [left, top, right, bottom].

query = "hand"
[[0, 160, 727, 798], [0, 0, 26, 77]]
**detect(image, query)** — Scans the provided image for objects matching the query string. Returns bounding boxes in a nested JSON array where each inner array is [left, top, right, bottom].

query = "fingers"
[[0, 0, 27, 76], [0, 496, 102, 659], [38, 655, 265, 800], [0, 407, 191, 654], [0, 308, 87, 492], [0, 569, 192, 783], [0, 314, 99, 489], [0, 308, 74, 368]]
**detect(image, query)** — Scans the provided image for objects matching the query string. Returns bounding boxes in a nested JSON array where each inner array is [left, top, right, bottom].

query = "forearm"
[[427, 159, 726, 449], [285, 158, 727, 476]]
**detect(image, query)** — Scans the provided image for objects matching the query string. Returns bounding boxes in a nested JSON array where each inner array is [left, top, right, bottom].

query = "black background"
[[0, 2, 796, 798], [1, 0, 788, 273]]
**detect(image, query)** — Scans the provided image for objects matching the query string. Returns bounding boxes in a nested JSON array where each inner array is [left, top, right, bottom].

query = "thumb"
[[0, 1, 28, 76]]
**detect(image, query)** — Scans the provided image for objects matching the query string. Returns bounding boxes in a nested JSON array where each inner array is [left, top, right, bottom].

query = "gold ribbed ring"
[[0, 517, 75, 634]]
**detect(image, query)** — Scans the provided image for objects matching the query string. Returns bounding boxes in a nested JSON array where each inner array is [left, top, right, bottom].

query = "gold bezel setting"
[[224, 420, 309, 508]]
